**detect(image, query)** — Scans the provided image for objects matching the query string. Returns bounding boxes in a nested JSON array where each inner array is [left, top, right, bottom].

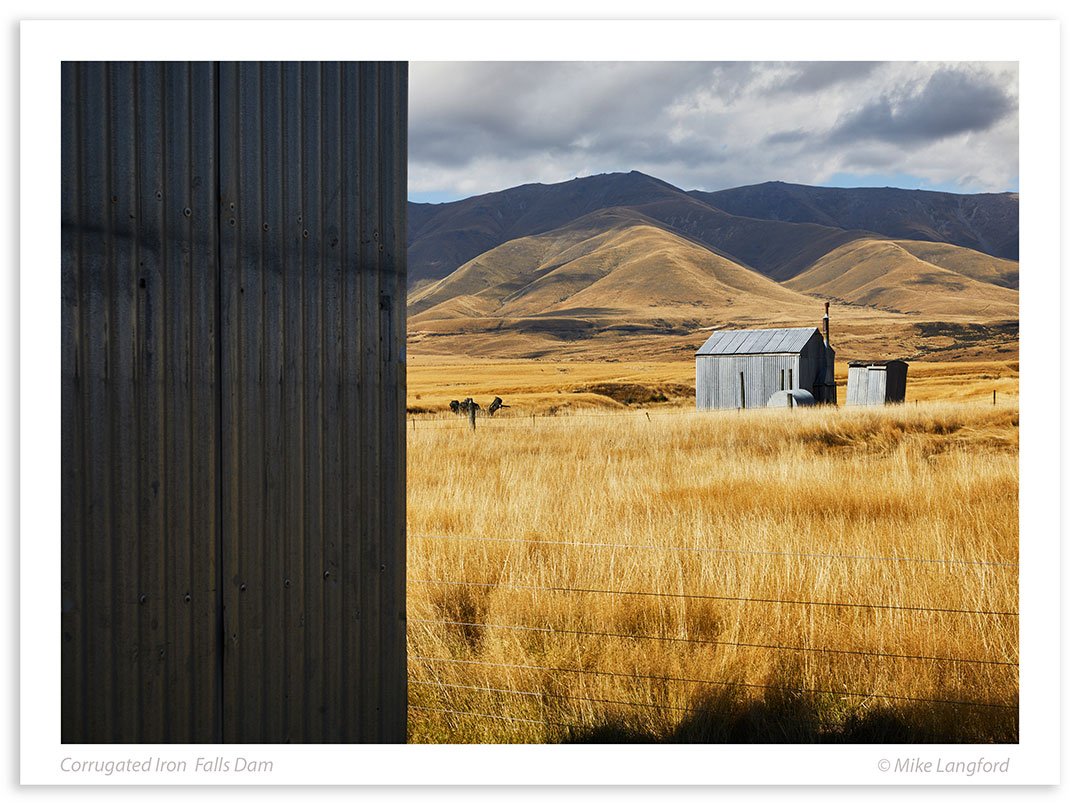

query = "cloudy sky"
[[408, 61, 1018, 203]]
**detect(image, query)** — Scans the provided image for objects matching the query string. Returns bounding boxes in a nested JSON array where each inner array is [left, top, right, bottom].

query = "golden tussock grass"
[[406, 399, 1019, 743]]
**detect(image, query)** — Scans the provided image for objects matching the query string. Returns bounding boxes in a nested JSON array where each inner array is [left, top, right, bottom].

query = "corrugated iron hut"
[[846, 360, 909, 405], [695, 318, 836, 410]]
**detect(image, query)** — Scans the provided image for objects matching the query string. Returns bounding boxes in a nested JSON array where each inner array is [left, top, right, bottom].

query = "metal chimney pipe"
[[823, 301, 831, 348]]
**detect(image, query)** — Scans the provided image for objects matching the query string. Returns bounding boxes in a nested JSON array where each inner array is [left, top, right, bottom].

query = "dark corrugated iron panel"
[[62, 61, 407, 744], [218, 62, 406, 743], [62, 62, 222, 742]]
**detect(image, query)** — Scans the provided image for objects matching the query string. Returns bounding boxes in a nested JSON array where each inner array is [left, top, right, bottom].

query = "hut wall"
[[847, 364, 907, 405], [696, 354, 801, 410]]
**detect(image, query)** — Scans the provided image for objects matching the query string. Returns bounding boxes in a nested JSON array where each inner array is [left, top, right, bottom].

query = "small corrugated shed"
[[695, 327, 836, 410], [846, 360, 908, 405]]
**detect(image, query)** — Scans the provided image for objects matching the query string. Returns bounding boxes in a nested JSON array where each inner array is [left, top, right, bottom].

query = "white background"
[[5, 2, 1076, 802]]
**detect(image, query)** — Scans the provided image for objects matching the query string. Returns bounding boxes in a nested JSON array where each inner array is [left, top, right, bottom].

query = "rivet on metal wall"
[[229, 218, 236, 227], [284, 578, 291, 588], [183, 593, 191, 603], [155, 190, 163, 200], [239, 583, 247, 593], [262, 223, 269, 232], [183, 207, 192, 217], [323, 570, 331, 580], [138, 594, 148, 605], [302, 229, 309, 239]]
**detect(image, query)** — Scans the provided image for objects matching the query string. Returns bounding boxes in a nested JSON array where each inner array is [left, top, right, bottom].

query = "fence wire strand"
[[409, 407, 690, 432], [409, 529, 1018, 734], [409, 618, 1018, 667], [409, 578, 1019, 617]]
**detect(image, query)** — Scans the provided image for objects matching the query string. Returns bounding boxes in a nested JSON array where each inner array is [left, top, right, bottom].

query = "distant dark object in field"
[[450, 397, 506, 417], [455, 398, 482, 416]]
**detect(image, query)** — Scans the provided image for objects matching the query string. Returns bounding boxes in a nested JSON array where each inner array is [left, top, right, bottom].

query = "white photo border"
[[19, 18, 1060, 786]]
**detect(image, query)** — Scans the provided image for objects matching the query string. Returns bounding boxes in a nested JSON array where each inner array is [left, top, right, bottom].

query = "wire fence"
[[412, 533, 1019, 568], [410, 577, 1018, 617], [407, 532, 1020, 741], [408, 407, 687, 432], [406, 391, 1018, 432], [409, 617, 1018, 667]]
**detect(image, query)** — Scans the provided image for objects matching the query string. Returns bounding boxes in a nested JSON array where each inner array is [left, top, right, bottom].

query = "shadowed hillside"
[[690, 181, 1018, 260], [407, 171, 690, 287]]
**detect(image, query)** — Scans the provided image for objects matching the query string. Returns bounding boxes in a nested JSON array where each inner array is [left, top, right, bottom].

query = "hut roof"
[[848, 359, 908, 368], [696, 327, 819, 357]]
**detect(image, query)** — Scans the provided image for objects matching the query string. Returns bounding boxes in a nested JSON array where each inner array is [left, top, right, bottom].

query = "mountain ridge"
[[408, 171, 1018, 289], [406, 171, 1018, 361]]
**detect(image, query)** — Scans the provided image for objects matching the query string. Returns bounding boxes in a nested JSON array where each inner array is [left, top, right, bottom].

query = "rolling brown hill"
[[409, 207, 827, 325], [407, 208, 928, 360], [408, 172, 1018, 290], [407, 171, 1019, 361], [784, 238, 1018, 320], [407, 171, 691, 288], [689, 181, 1018, 260]]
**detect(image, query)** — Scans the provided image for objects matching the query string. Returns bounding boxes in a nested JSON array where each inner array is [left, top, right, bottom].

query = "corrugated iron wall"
[[695, 354, 800, 410], [61, 61, 407, 744], [847, 363, 907, 405], [846, 366, 886, 405], [61, 62, 222, 743]]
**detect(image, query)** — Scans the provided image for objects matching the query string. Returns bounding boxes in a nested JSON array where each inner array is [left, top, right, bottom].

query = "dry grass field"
[[406, 382, 1019, 743]]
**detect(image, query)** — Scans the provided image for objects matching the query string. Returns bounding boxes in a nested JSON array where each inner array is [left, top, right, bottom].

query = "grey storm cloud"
[[409, 61, 732, 168], [764, 128, 811, 146], [827, 68, 1016, 146], [765, 61, 884, 94], [409, 61, 1019, 198]]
